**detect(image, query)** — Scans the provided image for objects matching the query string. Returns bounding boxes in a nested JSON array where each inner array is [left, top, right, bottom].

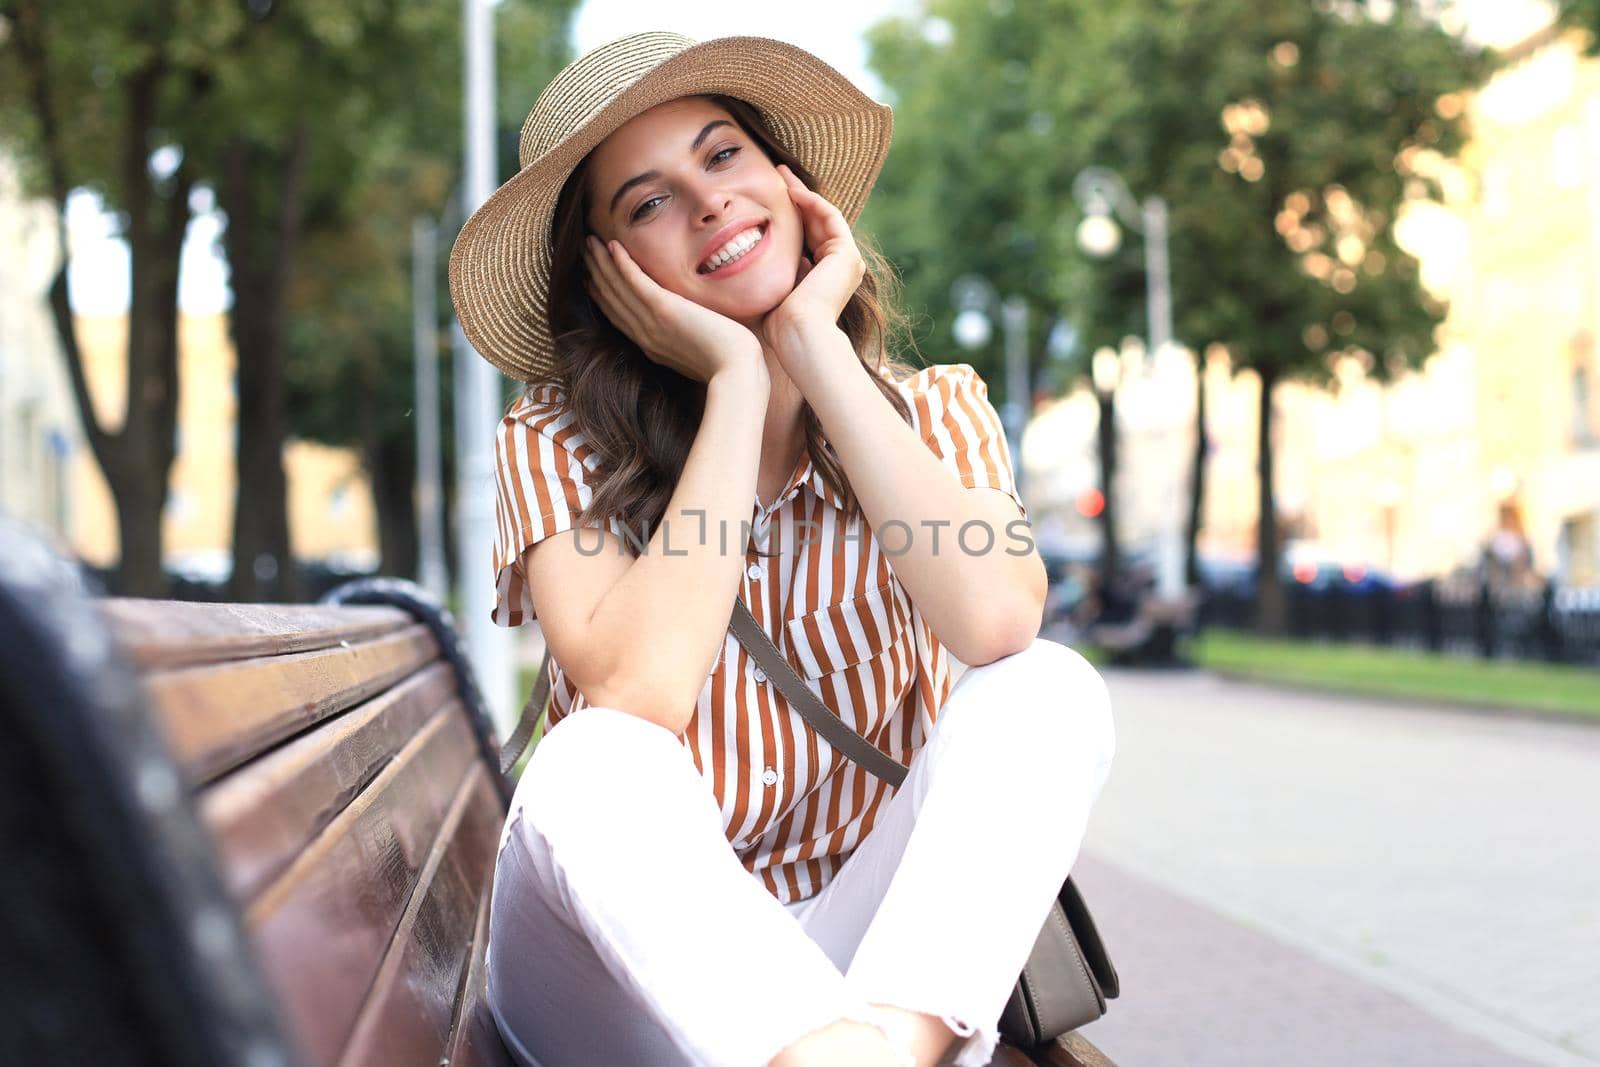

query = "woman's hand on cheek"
[[759, 164, 864, 353], [583, 235, 763, 385]]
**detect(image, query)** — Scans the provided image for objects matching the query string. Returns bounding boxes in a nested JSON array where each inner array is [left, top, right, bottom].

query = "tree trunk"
[[1184, 349, 1207, 586], [223, 131, 310, 603], [1097, 388, 1120, 579], [370, 434, 420, 580], [116, 71, 189, 599], [16, 3, 190, 597], [355, 342, 419, 579], [1254, 364, 1286, 633]]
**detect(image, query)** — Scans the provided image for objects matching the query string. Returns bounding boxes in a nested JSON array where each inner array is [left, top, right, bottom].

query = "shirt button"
[[762, 767, 778, 786], [753, 666, 767, 683], [746, 563, 763, 581]]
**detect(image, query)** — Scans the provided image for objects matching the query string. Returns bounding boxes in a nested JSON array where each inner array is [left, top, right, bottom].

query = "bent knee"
[[954, 639, 1115, 771], [517, 706, 709, 839]]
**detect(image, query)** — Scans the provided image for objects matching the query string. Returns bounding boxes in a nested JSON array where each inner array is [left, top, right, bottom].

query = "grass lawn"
[[1191, 630, 1600, 721]]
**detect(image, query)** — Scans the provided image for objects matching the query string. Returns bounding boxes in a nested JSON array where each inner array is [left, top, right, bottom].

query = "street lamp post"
[[1091, 347, 1123, 580], [1073, 166, 1186, 603], [412, 216, 448, 603], [951, 275, 1029, 501], [456, 0, 515, 736]]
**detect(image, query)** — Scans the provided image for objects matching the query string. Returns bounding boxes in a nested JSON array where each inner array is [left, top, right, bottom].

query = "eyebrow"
[[607, 119, 735, 217]]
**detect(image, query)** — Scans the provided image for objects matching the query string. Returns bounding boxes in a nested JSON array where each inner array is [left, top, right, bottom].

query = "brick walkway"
[[1071, 666, 1600, 1066]]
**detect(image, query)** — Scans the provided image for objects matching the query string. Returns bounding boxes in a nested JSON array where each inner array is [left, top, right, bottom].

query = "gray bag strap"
[[498, 646, 550, 777], [730, 598, 908, 787]]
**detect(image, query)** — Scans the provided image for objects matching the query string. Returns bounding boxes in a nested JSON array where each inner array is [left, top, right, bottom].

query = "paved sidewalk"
[[1069, 850, 1536, 1066], [1074, 667, 1600, 1066]]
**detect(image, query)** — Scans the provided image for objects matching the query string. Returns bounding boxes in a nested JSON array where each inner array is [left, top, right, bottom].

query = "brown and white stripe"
[[490, 363, 1027, 904]]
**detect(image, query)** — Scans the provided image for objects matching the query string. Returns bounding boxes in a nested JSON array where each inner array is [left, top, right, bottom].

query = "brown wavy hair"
[[534, 93, 924, 557]]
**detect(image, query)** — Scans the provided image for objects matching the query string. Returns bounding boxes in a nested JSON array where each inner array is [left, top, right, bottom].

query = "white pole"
[[1143, 197, 1173, 356], [1000, 295, 1029, 502], [413, 217, 448, 603], [1142, 196, 1184, 601], [459, 0, 515, 736]]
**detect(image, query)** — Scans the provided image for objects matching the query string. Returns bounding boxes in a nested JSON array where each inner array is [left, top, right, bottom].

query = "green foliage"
[[283, 0, 578, 456], [865, 1, 1488, 627], [0, 0, 577, 581], [1556, 0, 1600, 53], [864, 0, 1488, 391], [862, 1, 1102, 390]]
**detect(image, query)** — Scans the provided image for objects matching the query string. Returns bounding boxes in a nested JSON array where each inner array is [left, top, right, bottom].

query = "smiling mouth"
[[698, 223, 769, 275]]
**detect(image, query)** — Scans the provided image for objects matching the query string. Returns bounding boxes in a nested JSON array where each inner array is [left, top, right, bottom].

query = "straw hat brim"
[[448, 35, 893, 383]]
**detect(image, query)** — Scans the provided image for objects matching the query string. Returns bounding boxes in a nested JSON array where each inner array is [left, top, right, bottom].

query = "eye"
[[630, 195, 665, 222], [628, 146, 742, 223]]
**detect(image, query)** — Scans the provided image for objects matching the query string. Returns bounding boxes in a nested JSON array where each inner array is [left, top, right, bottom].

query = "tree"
[[1, 0, 576, 599], [1096, 0, 1486, 630], [281, 0, 578, 584], [1, 2, 205, 595], [196, 2, 472, 602], [866, 0, 1486, 631], [863, 3, 1173, 581], [1557, 0, 1600, 49]]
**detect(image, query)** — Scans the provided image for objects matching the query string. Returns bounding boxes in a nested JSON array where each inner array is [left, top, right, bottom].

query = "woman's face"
[[583, 96, 805, 326]]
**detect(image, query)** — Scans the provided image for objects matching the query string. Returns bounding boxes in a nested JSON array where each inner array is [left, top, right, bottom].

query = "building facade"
[[0, 150, 380, 582]]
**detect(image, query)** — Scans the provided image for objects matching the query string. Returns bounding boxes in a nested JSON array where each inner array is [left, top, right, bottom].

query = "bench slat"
[[199, 663, 463, 903], [246, 707, 478, 1067], [337, 767, 505, 1067], [442, 858, 514, 1067], [146, 623, 440, 783], [100, 599, 416, 670], [1028, 1031, 1118, 1067]]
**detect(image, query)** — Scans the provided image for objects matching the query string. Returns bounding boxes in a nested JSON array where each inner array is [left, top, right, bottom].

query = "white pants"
[[485, 638, 1116, 1067]]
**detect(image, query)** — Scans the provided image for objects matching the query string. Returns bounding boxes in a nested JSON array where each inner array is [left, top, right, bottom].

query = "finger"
[[585, 238, 648, 337], [583, 238, 628, 313], [786, 183, 851, 249], [604, 239, 667, 308], [778, 164, 833, 219], [587, 237, 645, 320]]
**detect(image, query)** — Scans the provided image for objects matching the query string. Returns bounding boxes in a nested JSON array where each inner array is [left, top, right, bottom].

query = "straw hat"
[[448, 31, 894, 383]]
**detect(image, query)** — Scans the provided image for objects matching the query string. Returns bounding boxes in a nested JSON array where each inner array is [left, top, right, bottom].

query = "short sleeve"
[[901, 363, 1028, 523], [490, 387, 627, 627]]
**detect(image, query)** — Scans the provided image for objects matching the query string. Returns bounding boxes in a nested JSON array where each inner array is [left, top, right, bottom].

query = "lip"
[[696, 220, 769, 277]]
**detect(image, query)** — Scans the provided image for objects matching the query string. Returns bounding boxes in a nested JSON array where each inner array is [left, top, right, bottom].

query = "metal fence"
[[1201, 580, 1600, 666]]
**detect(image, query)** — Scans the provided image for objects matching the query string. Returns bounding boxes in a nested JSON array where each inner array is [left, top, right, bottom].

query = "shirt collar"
[[802, 456, 848, 510], [766, 448, 847, 514]]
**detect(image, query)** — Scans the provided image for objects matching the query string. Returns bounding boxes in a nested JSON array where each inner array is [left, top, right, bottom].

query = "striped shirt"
[[490, 363, 1028, 904]]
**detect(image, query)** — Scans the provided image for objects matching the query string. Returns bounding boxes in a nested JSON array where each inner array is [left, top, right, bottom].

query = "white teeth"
[[703, 227, 763, 272]]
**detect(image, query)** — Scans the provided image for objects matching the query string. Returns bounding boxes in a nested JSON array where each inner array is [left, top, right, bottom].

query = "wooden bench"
[[0, 520, 1114, 1067]]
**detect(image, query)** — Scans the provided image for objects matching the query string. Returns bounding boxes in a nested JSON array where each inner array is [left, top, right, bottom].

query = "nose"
[[686, 175, 733, 225]]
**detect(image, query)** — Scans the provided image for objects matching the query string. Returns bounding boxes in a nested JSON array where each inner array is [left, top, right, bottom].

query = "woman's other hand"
[[584, 235, 764, 384], [759, 164, 865, 353]]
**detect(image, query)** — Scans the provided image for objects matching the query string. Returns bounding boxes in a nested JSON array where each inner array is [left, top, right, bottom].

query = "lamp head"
[[953, 308, 993, 350], [1077, 213, 1122, 258]]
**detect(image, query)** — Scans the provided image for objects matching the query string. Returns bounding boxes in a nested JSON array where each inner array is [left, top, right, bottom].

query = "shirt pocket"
[[784, 582, 906, 680]]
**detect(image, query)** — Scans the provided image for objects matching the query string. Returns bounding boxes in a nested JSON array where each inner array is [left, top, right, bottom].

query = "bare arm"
[[787, 328, 1046, 665], [522, 362, 767, 735], [760, 167, 1045, 665]]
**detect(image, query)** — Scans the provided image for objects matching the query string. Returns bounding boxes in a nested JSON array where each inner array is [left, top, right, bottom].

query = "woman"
[[449, 31, 1116, 1067]]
